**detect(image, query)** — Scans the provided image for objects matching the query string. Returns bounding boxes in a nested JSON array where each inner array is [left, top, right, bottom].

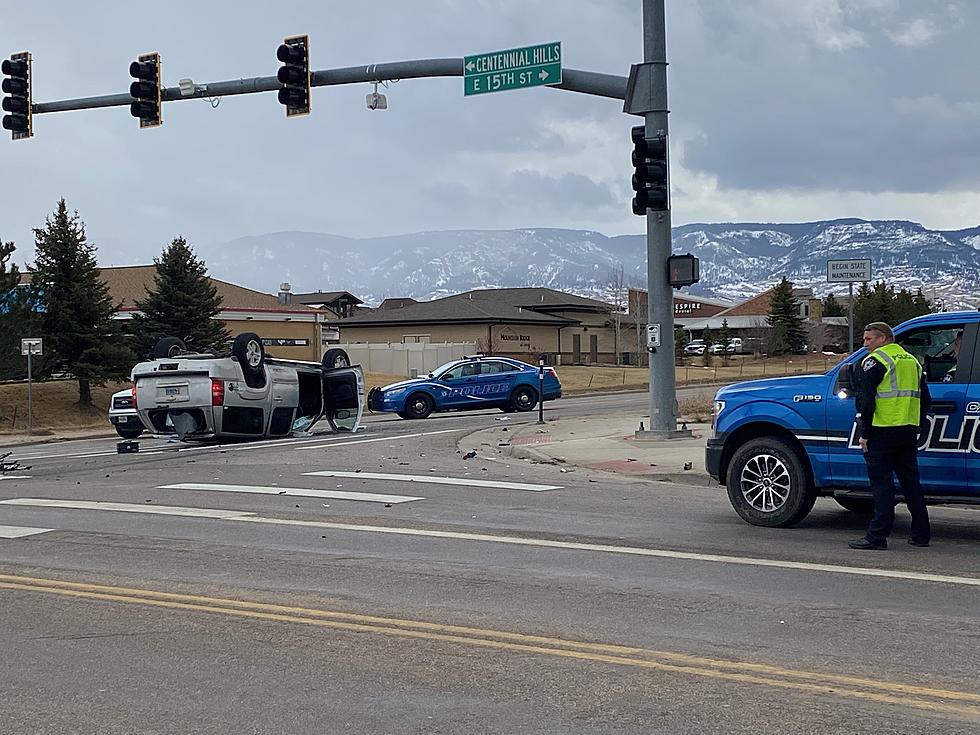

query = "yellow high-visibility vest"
[[869, 342, 922, 427]]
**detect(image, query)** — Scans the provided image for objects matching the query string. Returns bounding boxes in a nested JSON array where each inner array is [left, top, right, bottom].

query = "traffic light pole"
[[637, 0, 684, 439], [29, 62, 627, 117]]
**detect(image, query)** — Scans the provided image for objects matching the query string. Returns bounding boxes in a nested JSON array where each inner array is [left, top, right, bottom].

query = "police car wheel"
[[511, 386, 538, 412], [404, 393, 433, 419], [726, 437, 816, 527]]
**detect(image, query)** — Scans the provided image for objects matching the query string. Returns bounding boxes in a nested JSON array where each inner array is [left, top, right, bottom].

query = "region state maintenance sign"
[[464, 42, 562, 96], [826, 258, 872, 283]]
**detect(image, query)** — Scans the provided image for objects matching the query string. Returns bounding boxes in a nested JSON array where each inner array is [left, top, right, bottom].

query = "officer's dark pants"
[[864, 426, 931, 545]]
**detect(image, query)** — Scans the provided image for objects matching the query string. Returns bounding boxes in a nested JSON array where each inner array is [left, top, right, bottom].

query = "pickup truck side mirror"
[[836, 362, 856, 397]]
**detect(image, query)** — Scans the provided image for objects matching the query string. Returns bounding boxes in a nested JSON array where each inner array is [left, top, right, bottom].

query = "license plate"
[[166, 387, 180, 396]]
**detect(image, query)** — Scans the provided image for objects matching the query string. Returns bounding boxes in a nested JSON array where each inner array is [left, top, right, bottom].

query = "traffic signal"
[[2, 51, 32, 140], [129, 52, 162, 128], [668, 254, 700, 288], [277, 35, 310, 117], [631, 125, 668, 215]]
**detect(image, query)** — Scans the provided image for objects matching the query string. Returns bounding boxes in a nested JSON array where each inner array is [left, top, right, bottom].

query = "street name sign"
[[464, 42, 562, 96], [827, 258, 872, 283]]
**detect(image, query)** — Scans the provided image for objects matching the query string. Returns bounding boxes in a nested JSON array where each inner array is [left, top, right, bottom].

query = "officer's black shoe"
[[848, 538, 887, 550], [908, 538, 930, 547]]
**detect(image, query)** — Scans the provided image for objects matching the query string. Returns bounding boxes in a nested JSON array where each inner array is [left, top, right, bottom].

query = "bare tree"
[[607, 264, 628, 364]]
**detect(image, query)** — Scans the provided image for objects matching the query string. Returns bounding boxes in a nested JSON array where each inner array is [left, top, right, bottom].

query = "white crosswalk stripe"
[[0, 524, 54, 538], [157, 483, 423, 504], [302, 470, 561, 492]]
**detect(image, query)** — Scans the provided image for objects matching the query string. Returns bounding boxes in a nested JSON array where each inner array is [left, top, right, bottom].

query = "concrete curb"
[[0, 429, 117, 450]]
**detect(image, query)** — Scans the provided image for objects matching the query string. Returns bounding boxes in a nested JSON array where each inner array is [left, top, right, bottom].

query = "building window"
[[402, 335, 431, 344]]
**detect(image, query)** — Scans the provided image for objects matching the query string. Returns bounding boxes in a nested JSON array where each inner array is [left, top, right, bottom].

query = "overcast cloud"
[[2, 0, 979, 269]]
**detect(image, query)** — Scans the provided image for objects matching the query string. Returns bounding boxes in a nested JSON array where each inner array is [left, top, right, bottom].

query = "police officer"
[[848, 321, 932, 550]]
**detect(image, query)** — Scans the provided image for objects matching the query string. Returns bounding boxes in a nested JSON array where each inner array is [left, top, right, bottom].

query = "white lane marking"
[[0, 475, 32, 480], [157, 483, 423, 504], [3, 498, 977, 588], [302, 471, 561, 492], [0, 498, 255, 519], [295, 429, 466, 451], [0, 524, 53, 538]]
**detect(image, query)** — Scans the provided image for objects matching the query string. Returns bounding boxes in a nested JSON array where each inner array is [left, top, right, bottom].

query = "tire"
[[322, 348, 351, 370], [403, 392, 434, 420], [726, 437, 816, 527], [835, 497, 874, 514], [232, 332, 265, 375], [115, 425, 144, 439], [510, 386, 538, 413], [499, 406, 516, 413], [152, 336, 186, 359]]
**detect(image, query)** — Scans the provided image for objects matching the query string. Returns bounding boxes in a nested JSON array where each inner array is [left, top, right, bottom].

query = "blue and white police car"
[[707, 311, 977, 526], [368, 355, 562, 419]]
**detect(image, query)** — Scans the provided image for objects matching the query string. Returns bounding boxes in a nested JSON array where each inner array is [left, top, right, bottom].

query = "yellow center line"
[[1, 574, 978, 719]]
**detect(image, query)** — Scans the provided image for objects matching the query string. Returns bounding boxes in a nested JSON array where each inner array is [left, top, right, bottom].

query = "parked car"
[[368, 355, 562, 419], [107, 387, 145, 439], [709, 339, 739, 355], [683, 340, 706, 356], [131, 334, 364, 441]]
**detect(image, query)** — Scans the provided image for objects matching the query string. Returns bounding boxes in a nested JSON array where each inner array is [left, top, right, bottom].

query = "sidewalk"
[[459, 414, 714, 486]]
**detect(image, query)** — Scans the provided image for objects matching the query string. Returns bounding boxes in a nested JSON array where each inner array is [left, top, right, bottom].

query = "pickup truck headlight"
[[712, 400, 725, 431]]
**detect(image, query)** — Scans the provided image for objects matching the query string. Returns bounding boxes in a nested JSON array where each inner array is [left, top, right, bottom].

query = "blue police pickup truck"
[[706, 311, 979, 527]]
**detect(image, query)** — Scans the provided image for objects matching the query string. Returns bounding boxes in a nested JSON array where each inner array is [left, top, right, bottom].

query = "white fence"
[[337, 342, 476, 377]]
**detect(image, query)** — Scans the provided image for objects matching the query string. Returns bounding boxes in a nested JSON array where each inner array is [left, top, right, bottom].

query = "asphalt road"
[[1, 390, 978, 734]]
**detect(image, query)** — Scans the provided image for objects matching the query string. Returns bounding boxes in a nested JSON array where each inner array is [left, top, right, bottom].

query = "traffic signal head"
[[277, 35, 310, 117], [2, 52, 32, 140], [129, 52, 162, 128], [631, 125, 669, 215], [667, 254, 700, 289]]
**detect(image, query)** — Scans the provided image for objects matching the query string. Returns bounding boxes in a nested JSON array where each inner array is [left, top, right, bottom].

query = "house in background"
[[21, 267, 340, 361]]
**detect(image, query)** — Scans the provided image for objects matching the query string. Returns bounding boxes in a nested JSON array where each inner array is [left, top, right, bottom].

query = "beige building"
[[101, 266, 336, 361], [338, 288, 624, 364]]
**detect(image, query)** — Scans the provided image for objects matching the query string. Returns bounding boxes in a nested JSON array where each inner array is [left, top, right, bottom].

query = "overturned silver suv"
[[131, 333, 363, 441]]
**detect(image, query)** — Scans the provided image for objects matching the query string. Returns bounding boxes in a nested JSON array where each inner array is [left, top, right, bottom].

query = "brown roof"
[[719, 285, 812, 317], [21, 265, 323, 315]]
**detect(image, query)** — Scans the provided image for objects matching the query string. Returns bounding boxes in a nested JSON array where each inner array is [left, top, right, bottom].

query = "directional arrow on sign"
[[465, 61, 475, 72], [538, 70, 549, 81]]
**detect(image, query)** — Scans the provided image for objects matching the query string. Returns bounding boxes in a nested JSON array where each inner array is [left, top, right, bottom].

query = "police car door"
[[899, 323, 971, 493], [439, 362, 480, 408], [469, 360, 516, 405]]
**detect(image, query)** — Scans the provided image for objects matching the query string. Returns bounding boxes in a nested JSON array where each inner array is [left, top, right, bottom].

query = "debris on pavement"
[[0, 452, 31, 475], [683, 462, 694, 471], [462, 450, 477, 459]]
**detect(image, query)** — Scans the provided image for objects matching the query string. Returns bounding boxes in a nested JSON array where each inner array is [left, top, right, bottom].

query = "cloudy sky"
[[2, 0, 978, 267]]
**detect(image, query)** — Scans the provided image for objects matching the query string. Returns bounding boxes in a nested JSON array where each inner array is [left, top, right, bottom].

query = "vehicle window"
[[432, 360, 461, 377], [441, 365, 464, 380], [897, 326, 964, 383], [461, 363, 480, 377], [482, 361, 518, 374]]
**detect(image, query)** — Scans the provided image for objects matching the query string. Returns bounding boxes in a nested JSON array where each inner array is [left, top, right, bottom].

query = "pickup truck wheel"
[[835, 497, 874, 514], [726, 437, 816, 527], [322, 348, 350, 370], [404, 393, 433, 419], [232, 332, 265, 376], [152, 337, 186, 359]]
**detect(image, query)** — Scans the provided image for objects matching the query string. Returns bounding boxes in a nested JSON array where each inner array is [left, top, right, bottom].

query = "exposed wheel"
[[396, 411, 411, 420], [726, 437, 816, 527], [115, 425, 144, 439], [510, 386, 538, 413], [152, 336, 186, 359], [322, 348, 351, 370], [835, 496, 874, 514], [232, 332, 265, 375], [403, 392, 433, 419]]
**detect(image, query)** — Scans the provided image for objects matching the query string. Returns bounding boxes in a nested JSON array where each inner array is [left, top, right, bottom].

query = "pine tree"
[[767, 278, 807, 355], [913, 288, 931, 314], [716, 318, 732, 362], [701, 327, 714, 366], [0, 238, 32, 381], [892, 288, 918, 325], [820, 292, 845, 318], [30, 199, 134, 406], [674, 326, 686, 365], [131, 236, 230, 357]]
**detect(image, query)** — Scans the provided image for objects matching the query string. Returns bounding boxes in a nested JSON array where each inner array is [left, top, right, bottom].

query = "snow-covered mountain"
[[197, 219, 980, 307]]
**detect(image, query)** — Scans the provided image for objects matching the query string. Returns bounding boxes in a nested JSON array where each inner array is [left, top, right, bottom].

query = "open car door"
[[321, 366, 365, 433]]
